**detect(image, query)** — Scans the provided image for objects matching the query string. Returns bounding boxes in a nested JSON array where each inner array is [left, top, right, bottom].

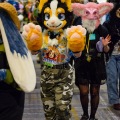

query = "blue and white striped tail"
[[0, 18, 36, 93]]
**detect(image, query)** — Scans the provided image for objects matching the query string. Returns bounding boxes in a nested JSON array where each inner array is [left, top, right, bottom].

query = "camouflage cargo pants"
[[40, 64, 74, 120]]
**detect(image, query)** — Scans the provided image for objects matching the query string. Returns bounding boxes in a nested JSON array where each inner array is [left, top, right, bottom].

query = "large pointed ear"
[[71, 3, 85, 17], [98, 2, 114, 17], [61, 0, 72, 11], [38, 0, 48, 13]]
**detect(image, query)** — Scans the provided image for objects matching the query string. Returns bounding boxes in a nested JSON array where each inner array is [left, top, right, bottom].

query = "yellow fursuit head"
[[38, 0, 72, 12], [22, 0, 87, 56]]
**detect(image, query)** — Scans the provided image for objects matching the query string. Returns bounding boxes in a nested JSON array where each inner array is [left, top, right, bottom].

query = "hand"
[[0, 69, 7, 81], [22, 23, 42, 40], [66, 25, 86, 52], [22, 23, 43, 51], [101, 34, 111, 47], [96, 35, 111, 52]]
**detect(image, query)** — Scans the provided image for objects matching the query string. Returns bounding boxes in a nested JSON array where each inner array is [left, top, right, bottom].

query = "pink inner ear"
[[72, 2, 113, 18], [98, 3, 114, 17], [71, 3, 85, 17]]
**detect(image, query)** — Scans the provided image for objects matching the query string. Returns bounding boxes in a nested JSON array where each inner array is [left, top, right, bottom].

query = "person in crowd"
[[6, 0, 20, 11], [0, 2, 36, 120], [23, 0, 33, 22], [22, 0, 87, 119], [103, 1, 120, 110], [69, 0, 83, 67], [72, 2, 113, 120]]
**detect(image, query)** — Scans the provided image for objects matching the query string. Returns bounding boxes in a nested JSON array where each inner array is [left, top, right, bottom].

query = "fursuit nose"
[[51, 21, 55, 24]]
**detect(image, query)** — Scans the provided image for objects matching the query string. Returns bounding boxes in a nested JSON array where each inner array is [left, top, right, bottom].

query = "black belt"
[[45, 63, 69, 69]]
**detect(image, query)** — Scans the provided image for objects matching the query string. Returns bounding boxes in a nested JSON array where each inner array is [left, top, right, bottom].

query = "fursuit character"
[[22, 0, 86, 119], [0, 2, 36, 120], [103, 1, 120, 110], [71, 2, 113, 120], [0, 3, 36, 92]]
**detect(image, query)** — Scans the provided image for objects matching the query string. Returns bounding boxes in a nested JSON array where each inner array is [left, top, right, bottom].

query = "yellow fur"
[[61, 0, 72, 11], [65, 0, 72, 11], [68, 37, 86, 52], [38, 0, 72, 12], [67, 29, 86, 52], [38, 0, 48, 12], [26, 29, 43, 51]]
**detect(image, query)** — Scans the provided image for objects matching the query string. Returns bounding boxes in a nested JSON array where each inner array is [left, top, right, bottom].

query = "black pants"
[[0, 82, 25, 120]]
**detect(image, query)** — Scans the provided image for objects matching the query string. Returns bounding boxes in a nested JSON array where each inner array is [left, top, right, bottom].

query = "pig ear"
[[98, 3, 114, 17], [71, 3, 85, 17]]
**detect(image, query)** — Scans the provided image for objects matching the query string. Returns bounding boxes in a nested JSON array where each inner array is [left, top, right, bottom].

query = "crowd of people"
[[0, 0, 39, 22], [0, 0, 120, 120]]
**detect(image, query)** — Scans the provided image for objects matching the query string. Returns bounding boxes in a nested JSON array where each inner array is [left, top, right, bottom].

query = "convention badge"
[[86, 54, 91, 62], [87, 55, 91, 62], [116, 8, 120, 18], [89, 34, 96, 40]]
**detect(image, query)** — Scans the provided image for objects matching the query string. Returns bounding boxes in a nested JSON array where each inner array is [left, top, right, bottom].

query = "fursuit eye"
[[45, 13, 50, 20], [58, 13, 65, 20], [93, 11, 97, 15], [86, 11, 90, 15]]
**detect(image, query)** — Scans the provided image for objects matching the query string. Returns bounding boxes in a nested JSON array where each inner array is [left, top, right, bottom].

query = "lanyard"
[[86, 34, 90, 54], [86, 34, 91, 62]]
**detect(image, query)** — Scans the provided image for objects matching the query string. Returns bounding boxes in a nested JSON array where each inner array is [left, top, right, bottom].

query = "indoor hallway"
[[23, 56, 120, 120]]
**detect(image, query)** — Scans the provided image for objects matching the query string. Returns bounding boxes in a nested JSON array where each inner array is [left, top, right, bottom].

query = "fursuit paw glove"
[[96, 37, 103, 52], [22, 23, 43, 51], [66, 25, 86, 52], [0, 69, 7, 81]]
